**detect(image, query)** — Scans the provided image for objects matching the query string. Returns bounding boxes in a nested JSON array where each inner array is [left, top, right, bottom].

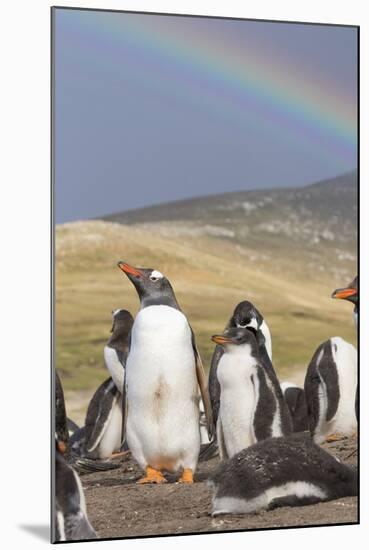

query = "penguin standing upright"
[[332, 275, 358, 419], [280, 381, 309, 433], [54, 445, 97, 541], [211, 326, 291, 460], [74, 309, 134, 460], [104, 309, 134, 393], [208, 301, 273, 439], [304, 337, 357, 443], [209, 433, 357, 516], [118, 262, 213, 484]]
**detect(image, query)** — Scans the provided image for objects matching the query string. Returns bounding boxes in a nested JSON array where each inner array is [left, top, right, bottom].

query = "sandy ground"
[[81, 434, 358, 540]]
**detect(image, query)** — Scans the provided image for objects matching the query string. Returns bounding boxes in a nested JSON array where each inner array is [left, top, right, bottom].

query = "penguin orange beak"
[[211, 335, 232, 345], [117, 262, 143, 278], [332, 287, 357, 300]]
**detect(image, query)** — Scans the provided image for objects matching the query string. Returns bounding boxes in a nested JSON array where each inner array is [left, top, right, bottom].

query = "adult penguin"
[[104, 309, 134, 393], [118, 261, 213, 484], [332, 275, 358, 419]]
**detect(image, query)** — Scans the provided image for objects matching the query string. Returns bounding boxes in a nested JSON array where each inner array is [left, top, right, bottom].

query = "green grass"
[[56, 220, 356, 393]]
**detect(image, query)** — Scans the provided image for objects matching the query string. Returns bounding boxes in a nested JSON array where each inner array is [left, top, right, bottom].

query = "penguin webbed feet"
[[178, 468, 194, 484], [137, 466, 168, 484]]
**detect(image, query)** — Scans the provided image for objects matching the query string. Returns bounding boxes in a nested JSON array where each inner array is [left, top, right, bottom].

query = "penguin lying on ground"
[[209, 432, 357, 516], [54, 444, 97, 541], [304, 337, 357, 444], [281, 381, 309, 433], [211, 327, 291, 459], [118, 261, 213, 484], [201, 301, 274, 461], [332, 275, 358, 419]]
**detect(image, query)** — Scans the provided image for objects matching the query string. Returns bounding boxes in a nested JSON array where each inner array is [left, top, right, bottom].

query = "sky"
[[54, 9, 358, 223]]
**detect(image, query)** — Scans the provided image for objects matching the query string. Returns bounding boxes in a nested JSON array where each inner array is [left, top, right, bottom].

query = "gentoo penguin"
[[280, 381, 309, 432], [304, 337, 357, 444], [332, 276, 358, 327], [54, 446, 97, 541], [208, 301, 273, 439], [55, 370, 71, 458], [74, 309, 134, 459], [209, 433, 357, 516], [118, 261, 213, 484], [104, 309, 134, 393], [211, 327, 291, 460], [332, 275, 358, 419]]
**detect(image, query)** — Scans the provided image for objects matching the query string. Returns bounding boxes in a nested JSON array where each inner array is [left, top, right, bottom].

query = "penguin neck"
[[353, 305, 358, 328], [140, 295, 181, 311], [107, 331, 129, 352]]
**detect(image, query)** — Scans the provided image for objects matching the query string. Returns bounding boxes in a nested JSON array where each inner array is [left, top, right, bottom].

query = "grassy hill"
[[56, 172, 357, 410]]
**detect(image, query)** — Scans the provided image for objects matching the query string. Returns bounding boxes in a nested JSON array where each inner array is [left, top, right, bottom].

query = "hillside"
[[56, 172, 357, 418]]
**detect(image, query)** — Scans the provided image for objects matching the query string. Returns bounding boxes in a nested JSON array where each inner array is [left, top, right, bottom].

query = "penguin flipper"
[[190, 327, 214, 440], [121, 373, 128, 447], [84, 378, 119, 454], [208, 344, 223, 428]]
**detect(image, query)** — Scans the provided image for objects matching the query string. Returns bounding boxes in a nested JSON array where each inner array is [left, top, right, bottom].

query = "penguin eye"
[[149, 276, 159, 282], [238, 319, 248, 327]]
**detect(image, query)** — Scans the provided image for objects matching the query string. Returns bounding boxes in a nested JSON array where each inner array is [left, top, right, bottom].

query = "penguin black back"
[[209, 433, 357, 516]]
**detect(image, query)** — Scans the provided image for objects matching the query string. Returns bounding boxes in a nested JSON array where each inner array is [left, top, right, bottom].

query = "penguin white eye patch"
[[150, 270, 164, 281]]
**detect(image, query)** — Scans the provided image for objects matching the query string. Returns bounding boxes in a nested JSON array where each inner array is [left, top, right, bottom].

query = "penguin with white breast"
[[211, 326, 291, 460], [332, 275, 358, 418], [304, 337, 357, 444], [73, 309, 134, 460], [209, 433, 357, 516], [208, 301, 273, 440], [104, 309, 134, 393], [118, 261, 213, 484], [54, 445, 97, 541], [280, 381, 309, 433]]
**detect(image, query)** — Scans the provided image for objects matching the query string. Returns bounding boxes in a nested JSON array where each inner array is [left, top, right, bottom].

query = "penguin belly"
[[324, 338, 357, 438], [97, 398, 122, 459], [217, 352, 257, 458], [126, 305, 200, 472], [104, 346, 124, 393]]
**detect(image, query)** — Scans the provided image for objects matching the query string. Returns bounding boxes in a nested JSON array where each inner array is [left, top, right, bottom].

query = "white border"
[[1, 1, 367, 548]]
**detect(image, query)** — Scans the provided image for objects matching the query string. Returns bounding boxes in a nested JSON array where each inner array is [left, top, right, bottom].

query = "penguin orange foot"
[[138, 466, 167, 484], [178, 468, 194, 484], [325, 433, 344, 442]]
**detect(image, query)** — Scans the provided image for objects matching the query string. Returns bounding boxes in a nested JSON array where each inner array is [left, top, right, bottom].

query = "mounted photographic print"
[[52, 6, 358, 543]]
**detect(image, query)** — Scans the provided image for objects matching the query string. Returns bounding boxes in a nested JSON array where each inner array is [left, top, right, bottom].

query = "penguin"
[[55, 370, 71, 458], [118, 261, 213, 484], [211, 327, 292, 460], [332, 275, 358, 419], [332, 276, 358, 327], [208, 433, 357, 516], [104, 309, 134, 393], [304, 337, 357, 444], [54, 446, 97, 541], [67, 418, 80, 437], [280, 381, 309, 433], [75, 309, 134, 459], [208, 301, 273, 441]]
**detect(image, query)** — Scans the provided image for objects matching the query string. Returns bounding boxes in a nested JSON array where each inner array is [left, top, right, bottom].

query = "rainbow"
[[55, 9, 357, 161]]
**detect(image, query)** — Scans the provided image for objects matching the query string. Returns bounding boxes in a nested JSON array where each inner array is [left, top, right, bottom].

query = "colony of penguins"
[[54, 264, 358, 541]]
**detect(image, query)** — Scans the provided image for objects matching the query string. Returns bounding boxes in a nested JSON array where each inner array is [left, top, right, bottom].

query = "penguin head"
[[332, 276, 358, 306], [211, 327, 259, 355], [117, 262, 178, 308], [110, 308, 134, 334], [229, 300, 263, 331]]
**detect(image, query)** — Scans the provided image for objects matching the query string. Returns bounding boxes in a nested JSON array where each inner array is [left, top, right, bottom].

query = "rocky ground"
[[82, 434, 358, 541]]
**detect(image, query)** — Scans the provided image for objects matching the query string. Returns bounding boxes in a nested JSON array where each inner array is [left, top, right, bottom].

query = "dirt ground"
[[82, 434, 358, 540]]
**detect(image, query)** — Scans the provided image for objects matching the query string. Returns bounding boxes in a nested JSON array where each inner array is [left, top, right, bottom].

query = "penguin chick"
[[209, 433, 357, 516]]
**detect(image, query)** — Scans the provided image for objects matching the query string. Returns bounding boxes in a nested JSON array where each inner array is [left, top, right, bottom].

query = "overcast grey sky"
[[54, 9, 357, 223]]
